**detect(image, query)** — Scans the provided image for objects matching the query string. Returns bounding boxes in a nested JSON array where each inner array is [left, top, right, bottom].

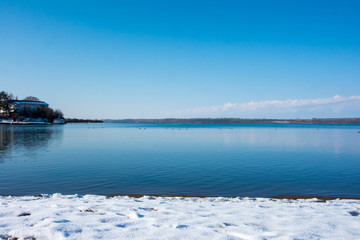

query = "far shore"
[[3, 117, 360, 124], [103, 117, 360, 124]]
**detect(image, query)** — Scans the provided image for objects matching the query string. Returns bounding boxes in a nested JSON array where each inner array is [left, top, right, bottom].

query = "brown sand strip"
[[4, 194, 360, 201], [105, 194, 360, 201], [272, 195, 360, 201]]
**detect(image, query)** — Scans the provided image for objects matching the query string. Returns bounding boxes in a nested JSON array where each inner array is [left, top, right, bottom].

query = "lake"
[[0, 123, 359, 197]]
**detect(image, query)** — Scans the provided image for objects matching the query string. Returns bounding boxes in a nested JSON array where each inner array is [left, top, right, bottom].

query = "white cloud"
[[163, 95, 360, 118]]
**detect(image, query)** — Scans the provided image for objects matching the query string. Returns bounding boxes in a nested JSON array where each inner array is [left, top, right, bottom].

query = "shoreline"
[[2, 193, 360, 201], [107, 194, 360, 201]]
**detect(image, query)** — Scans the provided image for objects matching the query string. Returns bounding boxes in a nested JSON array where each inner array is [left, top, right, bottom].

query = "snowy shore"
[[1, 194, 359, 240]]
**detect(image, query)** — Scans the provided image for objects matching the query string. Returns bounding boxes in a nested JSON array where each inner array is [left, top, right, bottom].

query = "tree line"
[[0, 91, 64, 123]]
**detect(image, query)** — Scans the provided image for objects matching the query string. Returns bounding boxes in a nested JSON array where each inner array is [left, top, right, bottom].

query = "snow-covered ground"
[[1, 194, 359, 240]]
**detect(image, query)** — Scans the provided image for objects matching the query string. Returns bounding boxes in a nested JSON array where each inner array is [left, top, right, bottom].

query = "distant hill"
[[103, 118, 360, 124]]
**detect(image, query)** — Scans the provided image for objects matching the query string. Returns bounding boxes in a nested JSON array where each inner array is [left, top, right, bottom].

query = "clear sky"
[[1, 0, 359, 119]]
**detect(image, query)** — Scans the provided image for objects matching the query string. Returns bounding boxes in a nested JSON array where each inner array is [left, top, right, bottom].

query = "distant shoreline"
[[102, 118, 360, 124], [65, 118, 103, 123]]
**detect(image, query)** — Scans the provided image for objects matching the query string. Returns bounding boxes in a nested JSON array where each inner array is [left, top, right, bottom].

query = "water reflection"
[[0, 125, 63, 163], [220, 127, 360, 154]]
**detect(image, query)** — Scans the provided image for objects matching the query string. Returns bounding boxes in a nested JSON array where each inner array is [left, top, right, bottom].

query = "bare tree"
[[53, 109, 64, 119], [0, 91, 14, 118], [23, 96, 40, 101], [45, 107, 54, 122]]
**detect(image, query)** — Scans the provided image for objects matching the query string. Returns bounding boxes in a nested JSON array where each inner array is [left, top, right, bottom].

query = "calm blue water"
[[0, 123, 359, 197]]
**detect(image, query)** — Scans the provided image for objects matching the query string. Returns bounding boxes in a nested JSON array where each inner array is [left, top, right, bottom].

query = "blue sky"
[[1, 0, 359, 119]]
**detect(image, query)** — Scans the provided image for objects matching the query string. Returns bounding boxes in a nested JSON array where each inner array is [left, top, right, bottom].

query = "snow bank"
[[1, 194, 359, 239]]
